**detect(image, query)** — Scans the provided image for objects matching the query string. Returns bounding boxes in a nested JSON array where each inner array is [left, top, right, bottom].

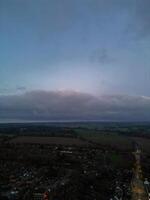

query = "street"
[[132, 143, 148, 200]]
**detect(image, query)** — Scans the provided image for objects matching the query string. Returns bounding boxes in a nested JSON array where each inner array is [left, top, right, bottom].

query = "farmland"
[[10, 136, 88, 146]]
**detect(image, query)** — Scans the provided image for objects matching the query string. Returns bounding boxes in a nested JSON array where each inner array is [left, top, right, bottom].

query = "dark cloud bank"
[[0, 90, 150, 122]]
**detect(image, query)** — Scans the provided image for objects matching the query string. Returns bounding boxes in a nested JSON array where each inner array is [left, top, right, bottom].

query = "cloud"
[[90, 48, 115, 64], [0, 90, 150, 122], [125, 0, 150, 39], [134, 0, 150, 38], [0, 86, 27, 95], [88, 0, 150, 40], [16, 86, 26, 92]]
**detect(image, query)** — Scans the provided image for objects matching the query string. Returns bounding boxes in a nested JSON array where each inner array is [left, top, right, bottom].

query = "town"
[[0, 122, 150, 200]]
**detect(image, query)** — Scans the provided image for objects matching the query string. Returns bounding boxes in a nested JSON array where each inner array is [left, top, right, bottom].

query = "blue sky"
[[0, 0, 150, 121]]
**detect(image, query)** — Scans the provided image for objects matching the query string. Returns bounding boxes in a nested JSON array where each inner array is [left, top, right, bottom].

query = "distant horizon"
[[0, 119, 150, 124]]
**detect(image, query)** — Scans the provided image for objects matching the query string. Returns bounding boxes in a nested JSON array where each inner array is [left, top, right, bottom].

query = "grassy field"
[[10, 136, 88, 146], [76, 129, 133, 151]]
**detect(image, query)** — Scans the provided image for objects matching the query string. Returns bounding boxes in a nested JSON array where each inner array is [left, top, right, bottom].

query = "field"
[[76, 131, 133, 151], [10, 136, 88, 146]]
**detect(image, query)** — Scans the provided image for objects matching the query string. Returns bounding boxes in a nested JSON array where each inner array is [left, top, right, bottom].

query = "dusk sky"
[[0, 0, 150, 121]]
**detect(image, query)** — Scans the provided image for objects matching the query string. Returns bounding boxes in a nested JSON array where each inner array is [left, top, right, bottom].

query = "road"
[[131, 143, 148, 200]]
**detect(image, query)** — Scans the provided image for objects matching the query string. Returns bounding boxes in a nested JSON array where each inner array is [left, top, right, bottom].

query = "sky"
[[0, 0, 150, 121]]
